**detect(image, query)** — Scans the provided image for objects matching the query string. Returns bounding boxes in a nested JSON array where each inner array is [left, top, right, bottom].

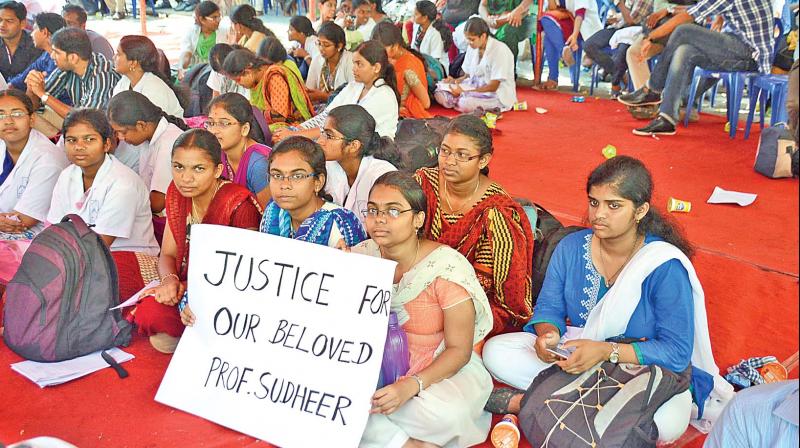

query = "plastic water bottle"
[[491, 414, 521, 448], [378, 312, 410, 388]]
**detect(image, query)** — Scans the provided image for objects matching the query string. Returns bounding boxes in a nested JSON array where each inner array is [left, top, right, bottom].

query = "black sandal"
[[484, 387, 524, 414]]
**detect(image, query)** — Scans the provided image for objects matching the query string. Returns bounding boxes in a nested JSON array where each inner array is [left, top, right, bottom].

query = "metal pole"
[[140, 0, 147, 35], [533, 0, 544, 85]]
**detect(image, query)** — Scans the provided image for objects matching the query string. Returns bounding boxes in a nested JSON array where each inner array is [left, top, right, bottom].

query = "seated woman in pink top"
[[352, 171, 494, 448]]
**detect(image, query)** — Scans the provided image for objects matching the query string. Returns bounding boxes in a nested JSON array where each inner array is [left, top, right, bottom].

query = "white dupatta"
[[353, 240, 494, 356], [578, 241, 734, 432]]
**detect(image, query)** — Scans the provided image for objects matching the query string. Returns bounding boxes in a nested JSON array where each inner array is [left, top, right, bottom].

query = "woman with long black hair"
[[273, 40, 399, 140], [482, 156, 731, 443]]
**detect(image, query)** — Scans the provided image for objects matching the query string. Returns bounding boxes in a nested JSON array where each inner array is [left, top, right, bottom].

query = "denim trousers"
[[648, 24, 759, 123], [584, 27, 631, 85]]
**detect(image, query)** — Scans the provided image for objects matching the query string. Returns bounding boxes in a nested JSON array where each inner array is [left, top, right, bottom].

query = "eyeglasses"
[[270, 172, 318, 183], [204, 120, 241, 129], [204, 15, 222, 21], [438, 147, 481, 163], [320, 129, 346, 141], [361, 207, 414, 219], [0, 111, 28, 120]]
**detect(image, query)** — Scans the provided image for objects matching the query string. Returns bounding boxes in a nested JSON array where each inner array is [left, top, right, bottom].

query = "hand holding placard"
[[155, 225, 396, 447]]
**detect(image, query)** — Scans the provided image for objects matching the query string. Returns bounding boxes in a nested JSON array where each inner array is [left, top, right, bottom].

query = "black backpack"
[[394, 117, 452, 172], [515, 199, 584, 300], [181, 63, 213, 118]]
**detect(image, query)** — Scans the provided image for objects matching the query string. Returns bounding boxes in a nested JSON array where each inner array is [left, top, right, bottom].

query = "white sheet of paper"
[[10, 348, 134, 388], [706, 186, 758, 206], [436, 81, 476, 93], [110, 279, 160, 310]]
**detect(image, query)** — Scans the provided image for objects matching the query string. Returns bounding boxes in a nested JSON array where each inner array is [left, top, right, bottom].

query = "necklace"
[[597, 233, 642, 287], [190, 180, 222, 223], [443, 177, 480, 215]]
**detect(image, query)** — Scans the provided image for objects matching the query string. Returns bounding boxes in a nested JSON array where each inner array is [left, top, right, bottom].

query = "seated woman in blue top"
[[481, 156, 732, 442], [259, 136, 367, 248]]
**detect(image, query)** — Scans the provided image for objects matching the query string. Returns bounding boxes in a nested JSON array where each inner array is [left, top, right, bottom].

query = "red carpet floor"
[[1, 88, 797, 447]]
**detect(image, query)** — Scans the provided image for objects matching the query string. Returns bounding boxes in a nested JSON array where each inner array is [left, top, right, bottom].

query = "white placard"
[[155, 225, 396, 448]]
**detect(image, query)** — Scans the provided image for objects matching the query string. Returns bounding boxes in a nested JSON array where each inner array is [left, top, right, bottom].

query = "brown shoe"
[[149, 333, 180, 354]]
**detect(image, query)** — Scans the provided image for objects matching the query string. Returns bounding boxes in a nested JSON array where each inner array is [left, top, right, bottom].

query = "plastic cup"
[[602, 145, 617, 159], [491, 414, 520, 448], [667, 197, 692, 213], [513, 101, 528, 111], [760, 362, 788, 383]]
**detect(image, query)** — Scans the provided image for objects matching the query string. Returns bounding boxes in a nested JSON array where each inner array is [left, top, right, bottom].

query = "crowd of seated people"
[[0, 0, 797, 447]]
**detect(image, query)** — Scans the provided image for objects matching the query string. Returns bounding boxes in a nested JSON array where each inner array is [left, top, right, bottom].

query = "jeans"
[[584, 27, 630, 85], [540, 17, 566, 82], [649, 24, 759, 123]]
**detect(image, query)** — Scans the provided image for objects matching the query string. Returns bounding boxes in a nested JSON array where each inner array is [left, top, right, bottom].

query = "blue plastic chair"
[[684, 68, 749, 138], [569, 42, 583, 92], [744, 74, 790, 139]]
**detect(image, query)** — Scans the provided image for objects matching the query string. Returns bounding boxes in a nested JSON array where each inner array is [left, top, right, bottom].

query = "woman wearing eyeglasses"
[[179, 136, 366, 330], [0, 90, 68, 243], [179, 1, 229, 72], [305, 22, 354, 106], [205, 93, 271, 208], [415, 114, 534, 336], [109, 91, 190, 216], [259, 136, 366, 248], [318, 104, 398, 224], [133, 128, 262, 353], [352, 171, 493, 448]]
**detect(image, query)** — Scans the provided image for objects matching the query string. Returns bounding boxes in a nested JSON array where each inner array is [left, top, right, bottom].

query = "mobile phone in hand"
[[546, 344, 576, 359]]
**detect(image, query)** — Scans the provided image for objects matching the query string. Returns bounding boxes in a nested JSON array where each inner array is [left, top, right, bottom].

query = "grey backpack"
[[518, 362, 691, 448], [3, 214, 131, 362]]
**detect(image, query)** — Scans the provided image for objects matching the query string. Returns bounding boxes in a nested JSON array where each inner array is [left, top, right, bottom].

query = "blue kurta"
[[523, 229, 694, 373], [245, 150, 269, 195]]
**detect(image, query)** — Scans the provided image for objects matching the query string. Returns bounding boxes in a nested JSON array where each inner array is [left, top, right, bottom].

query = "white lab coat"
[[47, 155, 159, 256], [326, 79, 399, 139], [325, 156, 397, 224], [306, 50, 355, 92], [412, 24, 450, 74], [0, 130, 69, 233], [462, 37, 517, 110], [113, 72, 185, 119], [114, 117, 183, 195]]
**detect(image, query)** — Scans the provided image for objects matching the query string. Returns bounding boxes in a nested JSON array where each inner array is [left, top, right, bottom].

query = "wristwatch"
[[40, 93, 50, 104], [609, 342, 620, 364]]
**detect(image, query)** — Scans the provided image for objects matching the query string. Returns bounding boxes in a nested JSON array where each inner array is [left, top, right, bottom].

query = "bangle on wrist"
[[40, 92, 50, 104], [409, 374, 424, 395], [160, 273, 179, 284]]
